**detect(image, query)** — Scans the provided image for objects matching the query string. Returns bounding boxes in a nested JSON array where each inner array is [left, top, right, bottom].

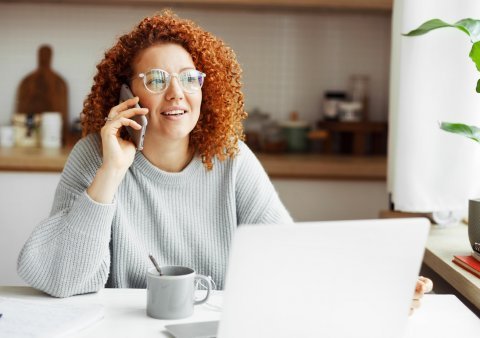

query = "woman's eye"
[[148, 78, 165, 85], [182, 73, 198, 83]]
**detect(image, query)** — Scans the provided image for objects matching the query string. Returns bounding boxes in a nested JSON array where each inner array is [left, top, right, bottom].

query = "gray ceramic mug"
[[468, 199, 480, 254], [146, 266, 212, 319]]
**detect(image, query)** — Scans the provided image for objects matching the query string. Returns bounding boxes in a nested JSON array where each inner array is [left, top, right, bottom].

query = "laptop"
[[166, 218, 430, 338]]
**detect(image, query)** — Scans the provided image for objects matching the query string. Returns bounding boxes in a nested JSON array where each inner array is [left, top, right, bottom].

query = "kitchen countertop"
[[0, 146, 386, 180], [0, 146, 72, 172]]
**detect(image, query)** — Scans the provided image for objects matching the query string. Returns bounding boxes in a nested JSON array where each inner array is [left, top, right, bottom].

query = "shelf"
[[317, 121, 388, 156], [1, 0, 393, 11]]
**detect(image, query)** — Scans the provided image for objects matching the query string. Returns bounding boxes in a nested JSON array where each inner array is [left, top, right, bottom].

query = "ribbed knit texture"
[[17, 133, 292, 297]]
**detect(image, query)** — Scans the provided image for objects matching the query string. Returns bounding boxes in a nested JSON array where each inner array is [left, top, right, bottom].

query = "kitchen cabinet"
[[0, 172, 60, 286], [0, 0, 392, 11]]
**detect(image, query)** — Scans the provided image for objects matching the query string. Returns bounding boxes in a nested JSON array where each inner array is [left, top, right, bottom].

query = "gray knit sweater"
[[17, 134, 292, 297]]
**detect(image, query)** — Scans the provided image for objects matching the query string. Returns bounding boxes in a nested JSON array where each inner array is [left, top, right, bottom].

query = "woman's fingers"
[[117, 117, 143, 129], [414, 276, 433, 297], [103, 117, 143, 133], [107, 107, 148, 123], [418, 276, 433, 293], [109, 96, 141, 117], [116, 107, 149, 121], [410, 276, 433, 316], [409, 299, 421, 316], [103, 96, 148, 138], [106, 96, 148, 121], [413, 279, 426, 299]]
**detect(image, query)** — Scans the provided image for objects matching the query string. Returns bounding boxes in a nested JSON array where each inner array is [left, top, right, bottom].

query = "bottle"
[[0, 125, 14, 148], [41, 112, 62, 148], [349, 75, 370, 121], [12, 113, 41, 147]]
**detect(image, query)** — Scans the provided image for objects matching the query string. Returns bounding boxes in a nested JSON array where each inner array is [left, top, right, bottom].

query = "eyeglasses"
[[136, 68, 206, 94]]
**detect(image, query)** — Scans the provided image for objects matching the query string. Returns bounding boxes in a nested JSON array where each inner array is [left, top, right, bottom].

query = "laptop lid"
[[218, 218, 430, 338]]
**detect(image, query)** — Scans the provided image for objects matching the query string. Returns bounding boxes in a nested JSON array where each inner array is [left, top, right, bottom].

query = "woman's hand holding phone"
[[87, 97, 148, 204], [101, 96, 148, 173]]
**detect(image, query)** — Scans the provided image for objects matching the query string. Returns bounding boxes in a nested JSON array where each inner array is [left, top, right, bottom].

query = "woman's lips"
[[160, 109, 188, 121], [161, 109, 186, 116]]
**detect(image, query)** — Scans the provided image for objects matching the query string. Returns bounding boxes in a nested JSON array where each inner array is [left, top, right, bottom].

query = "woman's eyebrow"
[[177, 66, 196, 72], [139, 66, 196, 73]]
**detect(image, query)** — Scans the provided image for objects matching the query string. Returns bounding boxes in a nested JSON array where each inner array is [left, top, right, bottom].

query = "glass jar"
[[244, 108, 269, 151], [322, 91, 346, 121], [349, 75, 370, 121]]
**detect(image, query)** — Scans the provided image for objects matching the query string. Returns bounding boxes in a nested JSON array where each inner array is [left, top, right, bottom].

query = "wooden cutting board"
[[16, 45, 69, 144]]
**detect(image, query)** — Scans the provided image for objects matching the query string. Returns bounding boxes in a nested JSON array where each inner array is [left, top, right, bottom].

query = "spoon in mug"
[[148, 253, 163, 276]]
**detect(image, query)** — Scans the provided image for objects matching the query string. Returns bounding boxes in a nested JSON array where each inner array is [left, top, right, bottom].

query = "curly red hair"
[[81, 9, 246, 170]]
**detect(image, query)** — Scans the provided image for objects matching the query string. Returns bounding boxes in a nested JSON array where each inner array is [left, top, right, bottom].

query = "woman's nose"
[[165, 76, 184, 100]]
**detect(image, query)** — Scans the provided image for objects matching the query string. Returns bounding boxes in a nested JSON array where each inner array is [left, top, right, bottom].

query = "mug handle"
[[193, 274, 212, 305]]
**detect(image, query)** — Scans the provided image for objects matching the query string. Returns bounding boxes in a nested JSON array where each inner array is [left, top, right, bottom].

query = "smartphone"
[[119, 83, 148, 151]]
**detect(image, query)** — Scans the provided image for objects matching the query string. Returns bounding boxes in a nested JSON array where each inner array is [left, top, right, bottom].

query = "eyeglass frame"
[[133, 68, 206, 94]]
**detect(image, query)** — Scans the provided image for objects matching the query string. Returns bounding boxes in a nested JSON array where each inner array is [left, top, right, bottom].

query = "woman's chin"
[[144, 130, 191, 145]]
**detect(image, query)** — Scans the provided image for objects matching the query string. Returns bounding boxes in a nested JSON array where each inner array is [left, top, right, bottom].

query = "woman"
[[17, 10, 431, 311], [17, 10, 292, 298]]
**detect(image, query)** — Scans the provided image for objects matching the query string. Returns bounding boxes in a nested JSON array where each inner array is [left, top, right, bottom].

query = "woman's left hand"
[[410, 276, 433, 315]]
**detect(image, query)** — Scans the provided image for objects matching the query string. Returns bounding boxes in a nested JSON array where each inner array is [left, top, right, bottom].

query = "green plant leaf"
[[403, 19, 451, 36], [455, 19, 480, 43], [403, 18, 480, 42], [405, 18, 480, 95], [470, 41, 480, 72], [440, 122, 480, 143]]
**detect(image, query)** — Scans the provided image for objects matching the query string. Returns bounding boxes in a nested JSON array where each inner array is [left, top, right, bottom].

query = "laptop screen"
[[218, 218, 429, 338]]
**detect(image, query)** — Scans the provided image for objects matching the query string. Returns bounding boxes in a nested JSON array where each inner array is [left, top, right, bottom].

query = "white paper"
[[0, 297, 104, 338], [404, 295, 480, 338]]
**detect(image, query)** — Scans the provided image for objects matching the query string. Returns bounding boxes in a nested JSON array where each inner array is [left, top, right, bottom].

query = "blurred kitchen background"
[[0, 0, 391, 285]]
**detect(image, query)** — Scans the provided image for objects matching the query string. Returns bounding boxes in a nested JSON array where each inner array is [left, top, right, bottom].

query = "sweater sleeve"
[[17, 135, 116, 298], [235, 142, 293, 225]]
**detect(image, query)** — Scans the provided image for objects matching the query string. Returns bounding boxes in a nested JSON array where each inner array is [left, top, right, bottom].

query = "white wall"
[[0, 3, 391, 127]]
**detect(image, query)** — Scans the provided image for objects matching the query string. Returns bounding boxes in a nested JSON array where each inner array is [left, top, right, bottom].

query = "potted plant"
[[404, 19, 480, 258], [404, 19, 480, 140]]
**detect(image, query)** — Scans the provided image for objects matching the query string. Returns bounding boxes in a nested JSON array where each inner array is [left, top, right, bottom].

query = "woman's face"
[[130, 43, 202, 145]]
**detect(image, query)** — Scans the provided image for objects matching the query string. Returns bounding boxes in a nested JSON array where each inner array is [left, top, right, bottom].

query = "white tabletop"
[[0, 286, 479, 338]]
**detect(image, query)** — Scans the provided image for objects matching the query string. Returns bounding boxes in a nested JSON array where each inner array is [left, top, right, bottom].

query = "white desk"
[[424, 223, 480, 310], [0, 286, 479, 338]]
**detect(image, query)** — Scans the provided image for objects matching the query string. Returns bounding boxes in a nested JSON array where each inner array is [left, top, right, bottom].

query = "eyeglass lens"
[[144, 69, 205, 93]]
